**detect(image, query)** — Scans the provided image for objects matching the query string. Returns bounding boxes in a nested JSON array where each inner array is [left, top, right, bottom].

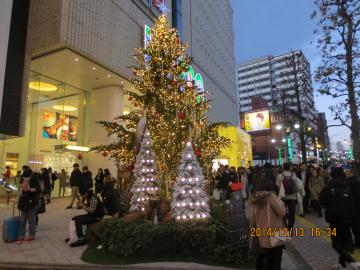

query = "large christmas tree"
[[93, 15, 230, 195], [171, 141, 210, 221], [129, 129, 159, 212]]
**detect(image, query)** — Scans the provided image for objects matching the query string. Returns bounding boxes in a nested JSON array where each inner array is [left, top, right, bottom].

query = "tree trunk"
[[344, 8, 360, 177]]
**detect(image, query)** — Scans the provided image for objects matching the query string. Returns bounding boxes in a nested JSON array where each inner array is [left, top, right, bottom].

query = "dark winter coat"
[[69, 169, 82, 187], [102, 183, 120, 216], [320, 177, 356, 224], [217, 171, 231, 189], [95, 173, 104, 192], [18, 174, 41, 211], [82, 171, 93, 190], [41, 171, 51, 194]]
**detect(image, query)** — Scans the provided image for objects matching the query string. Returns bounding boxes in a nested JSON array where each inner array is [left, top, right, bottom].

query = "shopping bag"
[[68, 220, 78, 244], [212, 189, 221, 200]]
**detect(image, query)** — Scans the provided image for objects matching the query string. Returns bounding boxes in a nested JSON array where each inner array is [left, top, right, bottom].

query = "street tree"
[[312, 0, 360, 174], [272, 51, 316, 163]]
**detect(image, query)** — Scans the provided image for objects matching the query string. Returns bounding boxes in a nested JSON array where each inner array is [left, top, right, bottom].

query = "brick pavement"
[[0, 198, 299, 269], [292, 212, 360, 270]]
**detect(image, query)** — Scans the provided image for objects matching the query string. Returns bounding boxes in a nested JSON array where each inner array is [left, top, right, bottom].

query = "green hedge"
[[87, 202, 255, 267]]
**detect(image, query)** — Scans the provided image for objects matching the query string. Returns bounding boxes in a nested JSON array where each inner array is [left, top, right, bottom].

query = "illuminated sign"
[[144, 25, 151, 48], [287, 137, 293, 162], [195, 73, 205, 103], [278, 148, 283, 166], [144, 25, 151, 63], [244, 110, 271, 132]]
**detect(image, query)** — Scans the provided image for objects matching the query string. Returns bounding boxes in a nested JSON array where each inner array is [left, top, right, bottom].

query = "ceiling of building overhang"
[[30, 48, 133, 93]]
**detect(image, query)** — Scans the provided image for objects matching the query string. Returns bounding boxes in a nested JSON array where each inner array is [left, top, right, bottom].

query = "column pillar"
[[87, 86, 124, 175]]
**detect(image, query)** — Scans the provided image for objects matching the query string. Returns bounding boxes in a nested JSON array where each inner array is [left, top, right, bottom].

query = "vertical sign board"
[[144, 25, 151, 63], [287, 137, 293, 163], [0, 0, 30, 136], [278, 148, 283, 166], [0, 0, 14, 129]]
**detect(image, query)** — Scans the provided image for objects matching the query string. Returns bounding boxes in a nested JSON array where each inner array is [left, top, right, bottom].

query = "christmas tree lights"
[[93, 15, 230, 196], [130, 129, 159, 212], [171, 142, 210, 221]]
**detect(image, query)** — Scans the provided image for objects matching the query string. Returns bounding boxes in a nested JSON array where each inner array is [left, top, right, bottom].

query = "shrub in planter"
[[87, 219, 254, 266]]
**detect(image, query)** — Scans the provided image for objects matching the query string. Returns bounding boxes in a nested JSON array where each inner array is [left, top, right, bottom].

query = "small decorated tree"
[[171, 141, 210, 221], [129, 129, 159, 212]]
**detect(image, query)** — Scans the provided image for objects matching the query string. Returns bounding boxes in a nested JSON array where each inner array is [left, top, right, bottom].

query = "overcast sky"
[[231, 0, 350, 146]]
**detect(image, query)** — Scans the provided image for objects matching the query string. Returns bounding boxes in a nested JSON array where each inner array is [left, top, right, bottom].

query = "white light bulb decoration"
[[129, 128, 159, 213], [171, 140, 210, 222]]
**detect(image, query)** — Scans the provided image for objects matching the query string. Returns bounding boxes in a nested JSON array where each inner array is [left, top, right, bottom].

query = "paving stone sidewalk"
[[0, 198, 298, 270]]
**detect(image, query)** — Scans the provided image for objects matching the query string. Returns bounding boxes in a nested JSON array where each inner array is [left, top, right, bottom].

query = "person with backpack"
[[68, 189, 104, 247], [276, 163, 303, 230], [320, 167, 356, 268]]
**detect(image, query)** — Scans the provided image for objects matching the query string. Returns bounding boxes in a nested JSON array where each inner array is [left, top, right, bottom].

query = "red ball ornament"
[[178, 111, 185, 120], [102, 151, 109, 157], [128, 95, 133, 101], [195, 149, 202, 157], [76, 153, 83, 160]]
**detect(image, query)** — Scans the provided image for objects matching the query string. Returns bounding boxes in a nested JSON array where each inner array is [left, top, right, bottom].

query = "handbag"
[[38, 196, 46, 214], [212, 189, 221, 201], [267, 203, 291, 247]]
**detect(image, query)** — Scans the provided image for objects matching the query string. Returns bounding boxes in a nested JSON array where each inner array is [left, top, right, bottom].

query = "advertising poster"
[[68, 116, 78, 142], [244, 110, 270, 132], [42, 110, 77, 142]]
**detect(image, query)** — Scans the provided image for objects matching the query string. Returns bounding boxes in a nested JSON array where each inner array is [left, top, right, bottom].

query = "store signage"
[[244, 110, 270, 132], [144, 25, 151, 49], [278, 148, 283, 166]]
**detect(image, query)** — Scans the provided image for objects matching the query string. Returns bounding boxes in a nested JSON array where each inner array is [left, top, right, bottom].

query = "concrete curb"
[[0, 261, 245, 270]]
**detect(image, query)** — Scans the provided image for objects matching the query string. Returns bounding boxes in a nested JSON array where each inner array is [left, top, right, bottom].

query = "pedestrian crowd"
[[213, 162, 360, 270], [3, 163, 121, 247]]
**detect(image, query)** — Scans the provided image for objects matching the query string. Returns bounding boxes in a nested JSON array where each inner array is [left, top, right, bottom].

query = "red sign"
[[152, 0, 165, 8]]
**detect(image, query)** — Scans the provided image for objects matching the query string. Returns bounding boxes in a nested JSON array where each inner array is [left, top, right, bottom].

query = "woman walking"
[[309, 167, 325, 217], [250, 175, 287, 270]]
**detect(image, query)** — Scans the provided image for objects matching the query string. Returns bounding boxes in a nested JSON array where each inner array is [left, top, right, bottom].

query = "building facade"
[[237, 51, 316, 126], [316, 112, 331, 157], [0, 0, 238, 183], [237, 51, 317, 165]]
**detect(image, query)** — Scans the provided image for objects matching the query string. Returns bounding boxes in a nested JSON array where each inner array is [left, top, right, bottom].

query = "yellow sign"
[[217, 126, 253, 168], [244, 110, 270, 132]]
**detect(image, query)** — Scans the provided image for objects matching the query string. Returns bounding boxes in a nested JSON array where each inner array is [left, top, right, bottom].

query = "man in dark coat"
[[101, 173, 120, 216], [345, 169, 360, 249], [66, 163, 82, 209], [320, 167, 356, 267], [217, 165, 231, 200], [81, 166, 93, 192]]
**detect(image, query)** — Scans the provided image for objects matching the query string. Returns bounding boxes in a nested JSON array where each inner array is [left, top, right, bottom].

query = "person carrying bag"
[[250, 175, 288, 270]]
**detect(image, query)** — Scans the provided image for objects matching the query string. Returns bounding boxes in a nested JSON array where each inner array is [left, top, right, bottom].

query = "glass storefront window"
[[0, 71, 90, 197]]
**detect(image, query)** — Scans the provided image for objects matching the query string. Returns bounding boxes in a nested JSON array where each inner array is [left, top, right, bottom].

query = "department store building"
[[0, 0, 238, 179]]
